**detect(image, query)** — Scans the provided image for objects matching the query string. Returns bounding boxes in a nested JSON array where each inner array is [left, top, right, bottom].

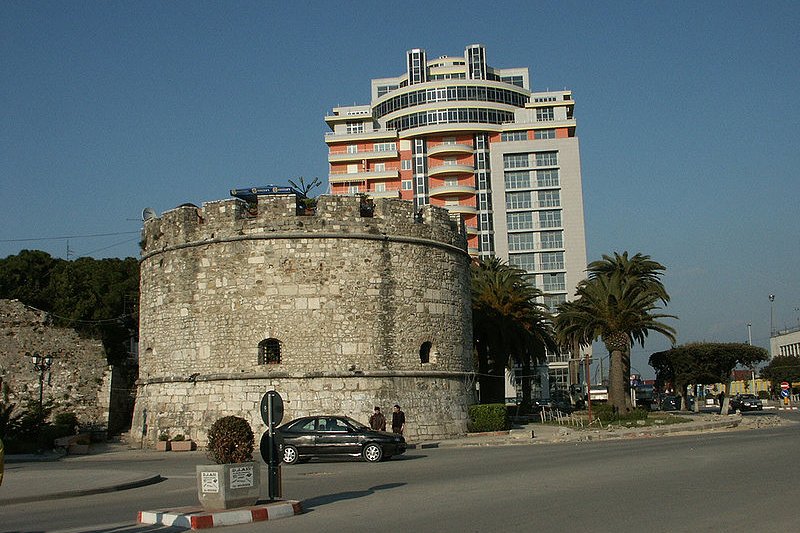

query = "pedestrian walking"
[[369, 406, 386, 431], [391, 404, 405, 435]]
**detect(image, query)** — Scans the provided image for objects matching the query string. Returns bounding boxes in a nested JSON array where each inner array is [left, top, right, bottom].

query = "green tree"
[[555, 252, 676, 413], [757, 355, 800, 394], [650, 343, 768, 411], [0, 251, 139, 364], [0, 249, 57, 309], [471, 257, 555, 406]]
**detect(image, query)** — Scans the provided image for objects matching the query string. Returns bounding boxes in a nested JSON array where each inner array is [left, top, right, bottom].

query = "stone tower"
[[132, 193, 475, 446]]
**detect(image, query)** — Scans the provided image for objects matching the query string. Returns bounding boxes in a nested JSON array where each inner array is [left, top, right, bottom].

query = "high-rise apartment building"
[[324, 44, 589, 397]]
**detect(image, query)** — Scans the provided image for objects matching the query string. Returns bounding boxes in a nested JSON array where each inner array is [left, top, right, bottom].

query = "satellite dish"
[[142, 207, 156, 221]]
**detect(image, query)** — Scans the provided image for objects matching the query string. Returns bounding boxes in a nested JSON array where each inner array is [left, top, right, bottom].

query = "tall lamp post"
[[769, 294, 775, 335], [27, 350, 57, 451]]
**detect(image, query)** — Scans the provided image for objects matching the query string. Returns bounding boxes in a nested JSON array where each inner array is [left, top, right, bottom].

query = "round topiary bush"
[[206, 416, 254, 464]]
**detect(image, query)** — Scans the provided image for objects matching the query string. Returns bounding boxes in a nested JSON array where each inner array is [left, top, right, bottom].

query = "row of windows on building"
[[374, 85, 529, 118], [500, 129, 556, 142], [506, 190, 560, 210], [505, 169, 560, 189], [386, 108, 515, 133], [777, 342, 800, 357], [257, 339, 438, 365], [509, 252, 566, 273], [343, 142, 397, 154], [506, 210, 562, 230], [504, 152, 558, 169], [509, 232, 563, 254]]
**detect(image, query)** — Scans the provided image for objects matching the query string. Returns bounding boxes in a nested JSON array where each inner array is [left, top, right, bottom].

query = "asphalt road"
[[2, 413, 798, 533]]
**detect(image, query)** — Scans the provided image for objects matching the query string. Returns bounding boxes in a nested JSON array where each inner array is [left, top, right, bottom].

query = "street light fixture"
[[769, 294, 775, 335], [27, 350, 58, 451]]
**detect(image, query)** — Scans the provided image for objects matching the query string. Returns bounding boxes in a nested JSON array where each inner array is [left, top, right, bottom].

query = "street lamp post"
[[747, 323, 756, 394], [769, 294, 775, 335], [30, 352, 55, 410], [27, 350, 57, 451]]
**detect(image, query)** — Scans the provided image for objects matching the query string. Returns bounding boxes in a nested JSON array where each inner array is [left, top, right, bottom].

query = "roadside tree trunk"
[[721, 380, 732, 414], [608, 349, 631, 414]]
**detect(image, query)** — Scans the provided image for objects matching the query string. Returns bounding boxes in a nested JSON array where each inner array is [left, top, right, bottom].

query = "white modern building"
[[770, 327, 800, 358], [324, 44, 590, 398]]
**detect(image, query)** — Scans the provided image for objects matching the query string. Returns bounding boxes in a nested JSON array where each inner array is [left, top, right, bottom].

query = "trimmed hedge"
[[468, 404, 511, 432]]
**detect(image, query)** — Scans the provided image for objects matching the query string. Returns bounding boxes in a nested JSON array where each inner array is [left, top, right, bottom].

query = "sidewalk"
[[412, 411, 754, 449], [1, 443, 162, 505], [0, 413, 784, 506]]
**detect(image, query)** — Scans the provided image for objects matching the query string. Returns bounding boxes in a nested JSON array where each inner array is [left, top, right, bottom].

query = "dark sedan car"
[[275, 415, 406, 464], [729, 394, 763, 411]]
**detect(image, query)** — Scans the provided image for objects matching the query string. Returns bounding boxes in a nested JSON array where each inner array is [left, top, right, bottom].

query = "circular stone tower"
[[133, 194, 475, 446]]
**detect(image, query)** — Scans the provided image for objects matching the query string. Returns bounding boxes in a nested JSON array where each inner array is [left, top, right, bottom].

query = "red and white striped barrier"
[[138, 500, 302, 529]]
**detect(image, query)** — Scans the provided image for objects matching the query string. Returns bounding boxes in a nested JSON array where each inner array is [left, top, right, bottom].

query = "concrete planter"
[[170, 440, 194, 451], [196, 462, 260, 510], [156, 440, 171, 451]]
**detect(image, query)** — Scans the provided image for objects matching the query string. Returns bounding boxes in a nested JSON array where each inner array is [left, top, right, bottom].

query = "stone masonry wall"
[[0, 299, 111, 427], [133, 194, 475, 446]]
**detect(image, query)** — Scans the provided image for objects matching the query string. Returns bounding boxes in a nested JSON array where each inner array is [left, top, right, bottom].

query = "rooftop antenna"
[[141, 207, 156, 221]]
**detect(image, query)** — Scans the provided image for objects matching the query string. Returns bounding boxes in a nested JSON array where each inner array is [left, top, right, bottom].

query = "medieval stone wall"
[[133, 194, 475, 446], [0, 299, 111, 427]]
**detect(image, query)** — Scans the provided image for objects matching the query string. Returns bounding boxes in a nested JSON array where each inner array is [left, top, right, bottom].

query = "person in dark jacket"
[[369, 406, 386, 431], [391, 404, 405, 435]]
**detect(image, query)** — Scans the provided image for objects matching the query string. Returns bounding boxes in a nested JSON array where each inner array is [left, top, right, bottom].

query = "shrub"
[[158, 432, 170, 442], [593, 404, 649, 424], [592, 403, 616, 423], [206, 416, 254, 464], [172, 434, 185, 441], [467, 404, 510, 432], [52, 412, 78, 438]]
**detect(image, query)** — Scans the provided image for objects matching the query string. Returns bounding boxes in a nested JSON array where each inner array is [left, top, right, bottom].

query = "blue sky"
[[2, 1, 798, 375]]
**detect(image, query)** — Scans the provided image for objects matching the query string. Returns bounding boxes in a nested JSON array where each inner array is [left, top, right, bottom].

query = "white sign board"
[[200, 471, 220, 494], [229, 465, 255, 489]]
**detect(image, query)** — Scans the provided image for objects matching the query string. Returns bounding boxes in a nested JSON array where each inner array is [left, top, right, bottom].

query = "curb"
[[0, 474, 164, 505], [138, 500, 302, 529], [406, 442, 440, 450]]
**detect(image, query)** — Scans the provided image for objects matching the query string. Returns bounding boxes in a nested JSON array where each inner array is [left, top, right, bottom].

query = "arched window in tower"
[[258, 338, 282, 365], [419, 341, 433, 364]]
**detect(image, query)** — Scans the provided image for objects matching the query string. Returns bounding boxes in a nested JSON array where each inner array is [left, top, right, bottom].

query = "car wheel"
[[362, 443, 383, 463], [282, 445, 299, 465]]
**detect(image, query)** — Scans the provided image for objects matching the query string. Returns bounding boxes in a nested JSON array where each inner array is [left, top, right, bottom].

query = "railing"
[[324, 128, 397, 137]]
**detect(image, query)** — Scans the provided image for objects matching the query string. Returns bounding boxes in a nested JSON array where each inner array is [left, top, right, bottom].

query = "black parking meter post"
[[267, 394, 281, 500], [259, 391, 285, 501]]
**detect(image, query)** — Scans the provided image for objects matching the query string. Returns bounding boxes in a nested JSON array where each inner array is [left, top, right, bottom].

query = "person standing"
[[391, 404, 405, 435], [369, 406, 386, 431]]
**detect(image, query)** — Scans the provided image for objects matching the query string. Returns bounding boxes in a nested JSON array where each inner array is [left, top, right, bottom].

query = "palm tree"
[[288, 176, 322, 196], [555, 252, 676, 413], [288, 177, 322, 210], [471, 258, 555, 406]]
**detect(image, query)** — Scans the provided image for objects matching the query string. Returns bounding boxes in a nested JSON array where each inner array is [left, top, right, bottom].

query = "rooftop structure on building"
[[324, 44, 590, 398]]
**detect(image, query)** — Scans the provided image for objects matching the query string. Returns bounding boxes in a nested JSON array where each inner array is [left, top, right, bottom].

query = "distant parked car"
[[660, 395, 681, 411], [276, 415, 406, 464], [729, 394, 763, 412]]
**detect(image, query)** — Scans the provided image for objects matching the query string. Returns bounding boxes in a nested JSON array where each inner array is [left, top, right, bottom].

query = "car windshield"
[[345, 417, 370, 431]]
